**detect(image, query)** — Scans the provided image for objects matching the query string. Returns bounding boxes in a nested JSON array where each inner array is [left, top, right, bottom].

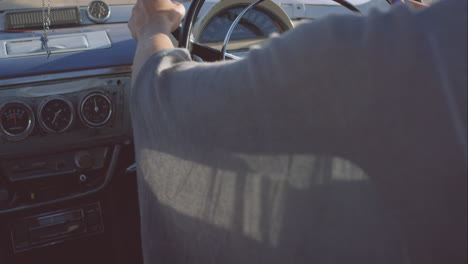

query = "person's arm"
[[129, 1, 467, 263], [404, 0, 428, 9], [127, 0, 371, 158], [130, 14, 373, 156], [128, 0, 185, 81], [127, 2, 414, 159], [127, 0, 453, 168]]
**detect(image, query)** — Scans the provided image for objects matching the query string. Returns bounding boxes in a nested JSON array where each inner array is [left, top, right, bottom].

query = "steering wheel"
[[174, 0, 362, 62]]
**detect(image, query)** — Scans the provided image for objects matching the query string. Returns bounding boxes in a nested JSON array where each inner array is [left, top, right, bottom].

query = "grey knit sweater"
[[131, 1, 467, 263]]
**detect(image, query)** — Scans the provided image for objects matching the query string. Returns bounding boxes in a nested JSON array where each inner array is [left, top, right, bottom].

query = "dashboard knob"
[[79, 174, 88, 182], [75, 152, 94, 169]]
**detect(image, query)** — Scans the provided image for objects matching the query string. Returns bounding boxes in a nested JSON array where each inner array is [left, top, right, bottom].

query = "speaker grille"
[[5, 7, 82, 30]]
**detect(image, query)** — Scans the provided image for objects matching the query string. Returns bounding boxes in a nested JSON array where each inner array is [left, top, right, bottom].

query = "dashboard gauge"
[[199, 6, 286, 43], [38, 96, 74, 133], [87, 0, 111, 23], [80, 92, 112, 127], [0, 102, 35, 141]]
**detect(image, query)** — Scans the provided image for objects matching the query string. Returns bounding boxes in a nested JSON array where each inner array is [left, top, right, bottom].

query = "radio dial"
[[75, 152, 94, 169]]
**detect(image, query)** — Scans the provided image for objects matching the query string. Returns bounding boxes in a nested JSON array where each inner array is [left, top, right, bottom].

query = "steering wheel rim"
[[176, 0, 362, 61]]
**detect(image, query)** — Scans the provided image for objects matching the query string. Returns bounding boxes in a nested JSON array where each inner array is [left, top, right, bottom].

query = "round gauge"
[[80, 92, 113, 127], [0, 102, 35, 141], [87, 0, 111, 23], [38, 96, 74, 133], [199, 6, 286, 43]]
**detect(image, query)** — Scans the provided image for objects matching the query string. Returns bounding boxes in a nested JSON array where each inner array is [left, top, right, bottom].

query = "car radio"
[[9, 202, 103, 253]]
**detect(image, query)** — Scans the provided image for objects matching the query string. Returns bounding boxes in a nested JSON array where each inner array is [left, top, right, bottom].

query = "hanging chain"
[[41, 0, 52, 58]]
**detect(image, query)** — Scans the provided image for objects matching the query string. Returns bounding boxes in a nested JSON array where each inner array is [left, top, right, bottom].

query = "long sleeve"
[[131, 1, 467, 264], [131, 13, 373, 156], [131, 1, 466, 170]]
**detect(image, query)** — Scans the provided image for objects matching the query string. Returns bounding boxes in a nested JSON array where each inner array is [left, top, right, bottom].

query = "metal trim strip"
[[0, 65, 132, 87]]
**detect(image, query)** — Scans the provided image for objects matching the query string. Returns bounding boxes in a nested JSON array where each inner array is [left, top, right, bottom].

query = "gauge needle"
[[13, 112, 17, 125], [94, 98, 99, 112], [52, 109, 62, 124], [99, 4, 106, 15]]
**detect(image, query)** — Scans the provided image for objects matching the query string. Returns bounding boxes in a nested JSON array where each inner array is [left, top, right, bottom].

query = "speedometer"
[[0, 102, 35, 141], [199, 6, 287, 43]]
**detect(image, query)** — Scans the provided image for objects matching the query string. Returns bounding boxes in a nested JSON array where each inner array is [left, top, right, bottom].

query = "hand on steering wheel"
[[128, 0, 185, 40], [129, 0, 362, 64]]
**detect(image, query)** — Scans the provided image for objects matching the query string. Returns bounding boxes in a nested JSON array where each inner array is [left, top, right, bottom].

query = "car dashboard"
[[0, 0, 296, 220], [0, 3, 138, 262], [0, 14, 135, 205]]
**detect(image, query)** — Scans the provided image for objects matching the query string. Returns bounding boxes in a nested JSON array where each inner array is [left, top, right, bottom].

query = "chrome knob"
[[79, 174, 88, 182]]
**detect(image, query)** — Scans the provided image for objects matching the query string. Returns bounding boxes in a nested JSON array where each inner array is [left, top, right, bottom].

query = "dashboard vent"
[[5, 7, 82, 30]]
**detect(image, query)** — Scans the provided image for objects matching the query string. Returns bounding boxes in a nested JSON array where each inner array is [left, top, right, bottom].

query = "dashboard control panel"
[[0, 74, 132, 158], [0, 91, 114, 141], [0, 74, 131, 214], [0, 146, 111, 211], [2, 147, 108, 182]]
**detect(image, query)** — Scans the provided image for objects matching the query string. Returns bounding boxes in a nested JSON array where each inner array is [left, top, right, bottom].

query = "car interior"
[[0, 0, 399, 263]]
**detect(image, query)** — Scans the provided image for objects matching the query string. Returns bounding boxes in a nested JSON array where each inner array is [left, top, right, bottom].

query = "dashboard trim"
[[0, 65, 132, 88]]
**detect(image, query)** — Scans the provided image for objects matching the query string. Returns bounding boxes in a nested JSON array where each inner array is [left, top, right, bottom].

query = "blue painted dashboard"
[[0, 23, 136, 79]]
